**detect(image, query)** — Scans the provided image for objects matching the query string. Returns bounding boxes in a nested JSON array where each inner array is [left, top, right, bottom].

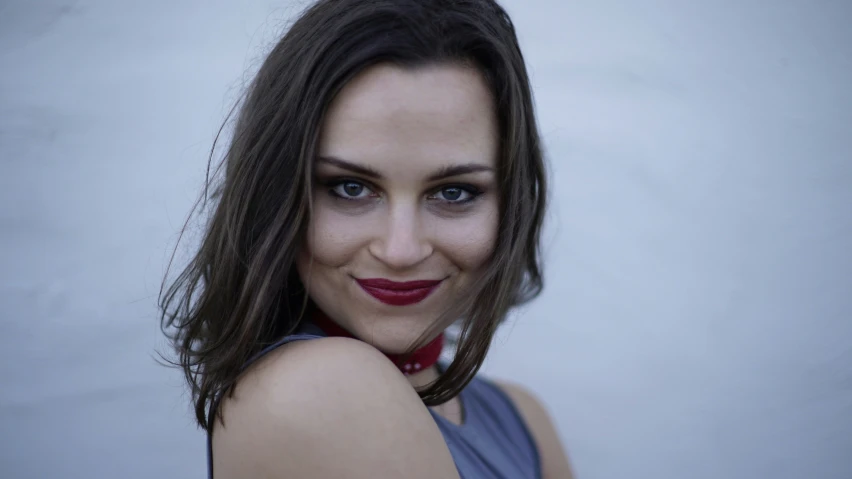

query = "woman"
[[160, 0, 574, 477]]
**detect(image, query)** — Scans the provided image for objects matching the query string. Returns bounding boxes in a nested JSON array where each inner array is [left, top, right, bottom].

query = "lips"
[[356, 278, 443, 306]]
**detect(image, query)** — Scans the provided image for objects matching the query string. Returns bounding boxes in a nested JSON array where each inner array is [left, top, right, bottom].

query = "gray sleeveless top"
[[207, 324, 541, 478]]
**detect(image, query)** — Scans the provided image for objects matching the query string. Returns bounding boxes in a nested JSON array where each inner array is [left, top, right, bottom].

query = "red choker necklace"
[[312, 310, 444, 375]]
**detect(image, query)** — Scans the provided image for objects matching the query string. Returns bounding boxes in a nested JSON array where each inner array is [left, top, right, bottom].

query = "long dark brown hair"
[[160, 0, 547, 432]]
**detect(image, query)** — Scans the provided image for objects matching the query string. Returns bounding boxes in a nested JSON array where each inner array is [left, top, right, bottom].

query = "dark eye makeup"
[[426, 183, 483, 204], [316, 175, 484, 207]]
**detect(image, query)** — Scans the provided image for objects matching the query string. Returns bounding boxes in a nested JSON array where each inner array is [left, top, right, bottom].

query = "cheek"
[[432, 202, 499, 271], [302, 206, 368, 267]]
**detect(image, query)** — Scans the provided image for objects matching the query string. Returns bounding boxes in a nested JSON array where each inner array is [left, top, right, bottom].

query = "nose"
[[368, 203, 432, 270]]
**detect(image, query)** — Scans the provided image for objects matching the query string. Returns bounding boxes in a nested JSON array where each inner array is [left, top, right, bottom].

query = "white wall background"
[[1, 1, 850, 478]]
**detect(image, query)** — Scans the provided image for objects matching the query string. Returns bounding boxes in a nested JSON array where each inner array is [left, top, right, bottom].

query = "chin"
[[351, 310, 440, 354]]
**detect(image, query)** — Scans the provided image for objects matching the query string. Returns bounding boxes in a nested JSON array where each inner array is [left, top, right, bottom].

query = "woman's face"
[[297, 63, 499, 354]]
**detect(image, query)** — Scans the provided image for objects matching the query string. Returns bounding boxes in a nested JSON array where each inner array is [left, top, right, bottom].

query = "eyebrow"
[[317, 156, 383, 179], [427, 164, 494, 181], [316, 155, 494, 181]]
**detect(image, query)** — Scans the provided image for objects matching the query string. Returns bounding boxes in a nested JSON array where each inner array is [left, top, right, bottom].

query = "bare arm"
[[212, 337, 460, 479], [498, 382, 576, 479]]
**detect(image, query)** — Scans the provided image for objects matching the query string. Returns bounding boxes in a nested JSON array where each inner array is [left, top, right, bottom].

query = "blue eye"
[[430, 185, 481, 204], [331, 181, 372, 199], [440, 187, 466, 202], [323, 178, 481, 206]]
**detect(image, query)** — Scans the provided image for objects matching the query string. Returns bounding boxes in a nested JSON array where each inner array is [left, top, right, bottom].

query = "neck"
[[405, 363, 441, 389]]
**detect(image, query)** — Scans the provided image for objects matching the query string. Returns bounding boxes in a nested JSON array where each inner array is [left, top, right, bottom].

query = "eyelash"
[[321, 178, 483, 206]]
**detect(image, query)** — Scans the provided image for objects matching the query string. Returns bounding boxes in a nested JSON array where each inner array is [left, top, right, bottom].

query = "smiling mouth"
[[355, 278, 444, 306]]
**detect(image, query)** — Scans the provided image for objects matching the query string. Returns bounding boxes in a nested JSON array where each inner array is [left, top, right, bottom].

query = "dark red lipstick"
[[356, 278, 443, 306]]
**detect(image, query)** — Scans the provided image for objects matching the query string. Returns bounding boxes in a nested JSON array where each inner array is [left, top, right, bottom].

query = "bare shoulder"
[[212, 337, 460, 479], [497, 381, 576, 479]]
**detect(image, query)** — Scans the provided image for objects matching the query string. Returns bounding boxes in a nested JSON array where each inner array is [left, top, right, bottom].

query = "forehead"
[[318, 63, 499, 173]]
